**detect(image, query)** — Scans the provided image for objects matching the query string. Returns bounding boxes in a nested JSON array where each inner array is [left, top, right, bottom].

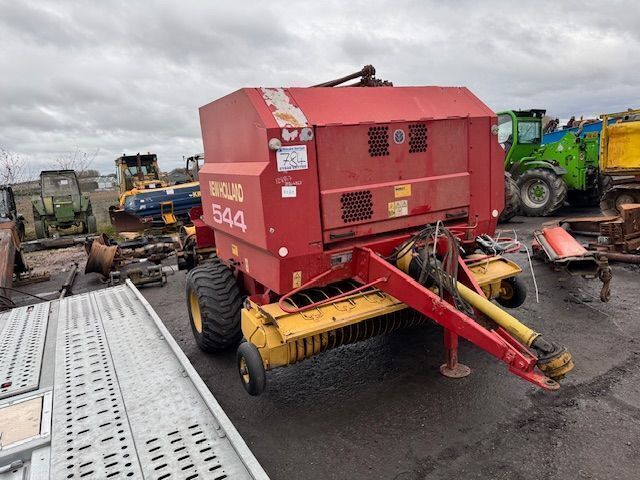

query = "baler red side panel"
[[198, 86, 503, 293], [467, 115, 502, 235], [199, 88, 324, 293], [198, 161, 268, 249]]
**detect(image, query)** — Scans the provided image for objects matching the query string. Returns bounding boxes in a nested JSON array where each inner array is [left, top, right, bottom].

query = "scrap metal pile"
[[85, 233, 178, 286]]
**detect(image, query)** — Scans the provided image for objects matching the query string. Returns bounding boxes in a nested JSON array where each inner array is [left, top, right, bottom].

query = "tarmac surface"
[[18, 208, 640, 479]]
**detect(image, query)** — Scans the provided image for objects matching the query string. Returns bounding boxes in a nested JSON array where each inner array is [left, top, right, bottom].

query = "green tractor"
[[32, 170, 97, 238], [498, 109, 600, 216]]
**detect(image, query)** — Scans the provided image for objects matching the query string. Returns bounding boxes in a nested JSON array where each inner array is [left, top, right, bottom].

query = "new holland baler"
[[185, 76, 573, 396]]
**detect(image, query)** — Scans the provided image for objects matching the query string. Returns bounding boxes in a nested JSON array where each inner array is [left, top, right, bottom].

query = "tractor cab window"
[[497, 114, 513, 149], [42, 174, 78, 197], [517, 121, 541, 144]]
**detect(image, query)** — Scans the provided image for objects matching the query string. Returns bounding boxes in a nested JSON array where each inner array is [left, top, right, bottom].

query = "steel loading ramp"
[[0, 281, 268, 479]]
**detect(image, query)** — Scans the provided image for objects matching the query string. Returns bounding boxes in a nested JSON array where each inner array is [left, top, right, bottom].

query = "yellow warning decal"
[[292, 271, 302, 288], [231, 244, 238, 256], [388, 200, 409, 218], [394, 184, 411, 198]]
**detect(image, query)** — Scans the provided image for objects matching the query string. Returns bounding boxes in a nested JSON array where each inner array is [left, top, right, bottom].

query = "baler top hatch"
[[270, 86, 494, 127]]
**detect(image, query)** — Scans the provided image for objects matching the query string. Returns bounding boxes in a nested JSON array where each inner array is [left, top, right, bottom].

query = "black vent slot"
[[368, 126, 389, 157], [409, 123, 427, 153], [340, 190, 373, 223]]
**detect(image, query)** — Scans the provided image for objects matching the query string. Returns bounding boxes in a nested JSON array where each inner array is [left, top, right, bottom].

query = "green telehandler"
[[498, 109, 601, 216]]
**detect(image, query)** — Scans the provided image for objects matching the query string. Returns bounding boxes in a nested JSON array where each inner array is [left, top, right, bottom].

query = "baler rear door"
[[315, 121, 471, 243]]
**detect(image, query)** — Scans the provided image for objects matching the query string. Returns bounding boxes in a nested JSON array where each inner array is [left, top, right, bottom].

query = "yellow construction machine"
[[600, 109, 640, 213], [109, 153, 201, 233]]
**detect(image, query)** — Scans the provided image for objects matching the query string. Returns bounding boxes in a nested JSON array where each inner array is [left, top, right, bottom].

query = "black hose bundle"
[[387, 223, 474, 316]]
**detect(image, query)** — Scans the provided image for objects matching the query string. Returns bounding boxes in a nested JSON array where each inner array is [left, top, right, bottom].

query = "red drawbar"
[[542, 227, 587, 258]]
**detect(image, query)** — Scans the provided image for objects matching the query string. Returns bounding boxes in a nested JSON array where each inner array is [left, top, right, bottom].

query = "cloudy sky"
[[1, 0, 639, 176]]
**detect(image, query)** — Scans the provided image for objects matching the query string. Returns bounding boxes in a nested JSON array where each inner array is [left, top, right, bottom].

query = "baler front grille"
[[341, 190, 373, 223], [409, 123, 428, 153], [368, 126, 389, 157]]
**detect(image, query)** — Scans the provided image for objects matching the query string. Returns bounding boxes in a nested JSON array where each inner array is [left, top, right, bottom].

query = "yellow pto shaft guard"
[[456, 281, 573, 380], [456, 282, 540, 347]]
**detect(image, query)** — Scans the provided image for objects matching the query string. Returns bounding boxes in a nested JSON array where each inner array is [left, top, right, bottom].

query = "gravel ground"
[[13, 208, 640, 479]]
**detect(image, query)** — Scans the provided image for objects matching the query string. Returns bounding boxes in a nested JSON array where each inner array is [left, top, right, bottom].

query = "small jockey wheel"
[[237, 342, 266, 396]]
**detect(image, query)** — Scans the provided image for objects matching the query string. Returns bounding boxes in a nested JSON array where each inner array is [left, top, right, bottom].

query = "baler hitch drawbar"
[[352, 242, 572, 390], [239, 228, 573, 395]]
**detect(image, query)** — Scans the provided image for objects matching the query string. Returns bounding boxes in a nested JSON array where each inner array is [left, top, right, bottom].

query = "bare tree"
[[55, 147, 99, 174], [0, 148, 27, 185]]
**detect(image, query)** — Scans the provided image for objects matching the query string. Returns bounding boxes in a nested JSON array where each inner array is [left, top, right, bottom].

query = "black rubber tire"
[[34, 220, 47, 239], [499, 173, 521, 222], [496, 277, 527, 309], [600, 186, 640, 215], [87, 215, 97, 234], [517, 168, 568, 216], [237, 341, 266, 396], [185, 259, 242, 352]]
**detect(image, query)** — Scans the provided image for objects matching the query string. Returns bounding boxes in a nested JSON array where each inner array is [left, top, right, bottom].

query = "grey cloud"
[[0, 0, 639, 175]]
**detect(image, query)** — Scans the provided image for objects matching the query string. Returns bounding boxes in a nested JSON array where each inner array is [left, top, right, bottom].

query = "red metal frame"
[[351, 246, 557, 390], [189, 206, 216, 249]]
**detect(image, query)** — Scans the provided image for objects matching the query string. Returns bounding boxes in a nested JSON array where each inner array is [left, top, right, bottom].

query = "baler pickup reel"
[[240, 226, 573, 395]]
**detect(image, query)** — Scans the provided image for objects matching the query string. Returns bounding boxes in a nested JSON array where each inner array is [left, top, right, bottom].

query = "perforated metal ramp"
[[0, 281, 268, 480], [0, 302, 50, 399]]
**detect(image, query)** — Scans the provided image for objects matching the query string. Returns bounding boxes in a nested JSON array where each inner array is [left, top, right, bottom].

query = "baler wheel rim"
[[189, 290, 203, 333]]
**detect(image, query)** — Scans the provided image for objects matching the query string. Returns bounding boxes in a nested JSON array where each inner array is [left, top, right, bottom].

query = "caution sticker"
[[388, 200, 409, 218], [394, 184, 411, 198], [292, 271, 302, 288], [231, 244, 238, 256]]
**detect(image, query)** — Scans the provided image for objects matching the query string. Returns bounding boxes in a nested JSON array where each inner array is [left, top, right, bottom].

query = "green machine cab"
[[498, 109, 600, 216], [32, 170, 96, 238]]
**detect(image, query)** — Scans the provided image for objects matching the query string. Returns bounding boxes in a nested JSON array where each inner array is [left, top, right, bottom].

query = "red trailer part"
[[186, 71, 573, 396], [532, 226, 612, 302]]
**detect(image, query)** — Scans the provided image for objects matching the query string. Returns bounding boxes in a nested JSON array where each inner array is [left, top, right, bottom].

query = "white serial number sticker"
[[276, 145, 308, 172], [282, 186, 297, 198]]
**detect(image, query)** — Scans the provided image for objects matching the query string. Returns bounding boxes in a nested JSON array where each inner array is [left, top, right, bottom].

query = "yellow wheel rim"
[[499, 281, 514, 301], [239, 357, 250, 384], [189, 290, 203, 333]]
